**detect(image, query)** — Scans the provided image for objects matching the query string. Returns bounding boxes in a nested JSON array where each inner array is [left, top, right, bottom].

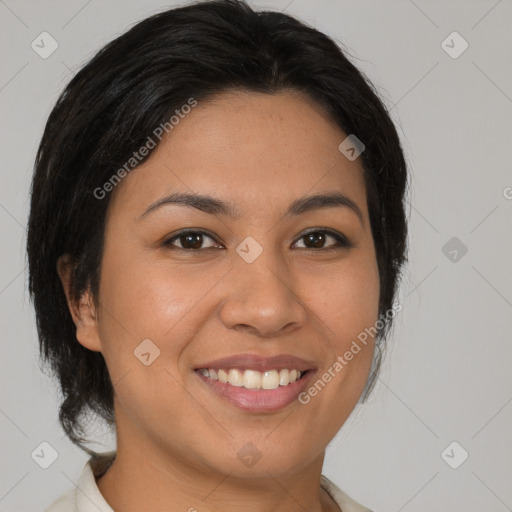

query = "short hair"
[[27, 0, 408, 454]]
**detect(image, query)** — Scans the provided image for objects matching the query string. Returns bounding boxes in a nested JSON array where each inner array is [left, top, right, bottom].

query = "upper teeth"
[[198, 368, 304, 390]]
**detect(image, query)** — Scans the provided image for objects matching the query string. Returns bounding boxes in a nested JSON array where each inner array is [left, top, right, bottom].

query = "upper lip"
[[195, 353, 317, 372]]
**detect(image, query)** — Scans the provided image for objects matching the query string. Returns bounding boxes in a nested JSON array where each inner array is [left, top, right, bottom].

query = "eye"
[[292, 229, 351, 250], [163, 230, 222, 250], [163, 228, 351, 252]]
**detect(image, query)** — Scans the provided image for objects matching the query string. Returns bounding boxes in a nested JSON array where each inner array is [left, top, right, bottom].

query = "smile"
[[197, 368, 305, 390], [195, 367, 315, 412]]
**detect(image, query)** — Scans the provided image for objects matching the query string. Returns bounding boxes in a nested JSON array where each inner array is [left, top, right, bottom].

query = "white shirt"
[[44, 451, 372, 512]]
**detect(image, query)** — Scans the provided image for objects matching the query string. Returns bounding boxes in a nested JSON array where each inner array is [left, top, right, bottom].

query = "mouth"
[[194, 354, 316, 412], [197, 367, 307, 389]]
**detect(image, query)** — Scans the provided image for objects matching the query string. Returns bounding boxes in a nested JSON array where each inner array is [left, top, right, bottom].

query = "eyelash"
[[162, 228, 352, 252]]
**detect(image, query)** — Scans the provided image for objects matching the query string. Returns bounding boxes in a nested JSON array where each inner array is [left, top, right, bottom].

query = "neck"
[[96, 437, 339, 512]]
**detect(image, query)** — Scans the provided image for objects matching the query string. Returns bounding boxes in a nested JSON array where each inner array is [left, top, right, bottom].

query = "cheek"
[[299, 248, 380, 413], [95, 248, 226, 367], [94, 254, 215, 423], [297, 254, 380, 413], [304, 253, 380, 349]]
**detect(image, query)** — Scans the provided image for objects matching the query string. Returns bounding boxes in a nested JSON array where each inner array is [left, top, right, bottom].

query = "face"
[[71, 90, 380, 479]]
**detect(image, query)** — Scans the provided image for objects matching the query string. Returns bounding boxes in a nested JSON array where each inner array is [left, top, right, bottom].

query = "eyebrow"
[[138, 191, 363, 225]]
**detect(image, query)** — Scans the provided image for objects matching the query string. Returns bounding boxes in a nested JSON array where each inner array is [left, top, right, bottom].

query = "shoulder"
[[44, 451, 116, 512], [44, 489, 76, 512], [320, 474, 374, 512]]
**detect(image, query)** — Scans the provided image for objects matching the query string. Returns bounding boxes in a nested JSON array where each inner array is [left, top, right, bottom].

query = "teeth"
[[228, 369, 243, 387], [200, 368, 304, 389], [262, 370, 280, 390], [243, 370, 261, 389]]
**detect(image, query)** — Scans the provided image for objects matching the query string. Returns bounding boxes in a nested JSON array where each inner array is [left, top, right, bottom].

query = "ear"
[[57, 254, 102, 352]]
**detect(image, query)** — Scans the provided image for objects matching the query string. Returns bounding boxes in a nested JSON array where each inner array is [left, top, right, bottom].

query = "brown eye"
[[164, 231, 220, 250], [303, 232, 328, 249], [293, 230, 351, 250]]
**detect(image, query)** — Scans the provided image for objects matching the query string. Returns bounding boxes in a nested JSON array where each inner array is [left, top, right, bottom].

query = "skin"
[[58, 90, 380, 512]]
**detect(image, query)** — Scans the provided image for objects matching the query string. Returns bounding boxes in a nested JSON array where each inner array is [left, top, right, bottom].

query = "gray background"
[[1, 0, 511, 511]]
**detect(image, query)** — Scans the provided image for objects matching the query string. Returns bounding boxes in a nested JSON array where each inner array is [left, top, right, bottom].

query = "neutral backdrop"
[[1, 1, 511, 511]]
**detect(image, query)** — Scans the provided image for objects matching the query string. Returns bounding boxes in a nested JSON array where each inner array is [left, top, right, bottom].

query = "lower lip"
[[196, 371, 315, 412]]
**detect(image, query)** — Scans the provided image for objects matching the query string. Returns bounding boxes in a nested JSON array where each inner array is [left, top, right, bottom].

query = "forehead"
[[108, 90, 368, 220]]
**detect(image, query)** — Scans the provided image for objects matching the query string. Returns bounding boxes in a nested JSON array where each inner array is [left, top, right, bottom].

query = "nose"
[[218, 248, 307, 338]]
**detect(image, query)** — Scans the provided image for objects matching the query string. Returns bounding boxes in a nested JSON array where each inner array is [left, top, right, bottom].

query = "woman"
[[27, 1, 408, 510]]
